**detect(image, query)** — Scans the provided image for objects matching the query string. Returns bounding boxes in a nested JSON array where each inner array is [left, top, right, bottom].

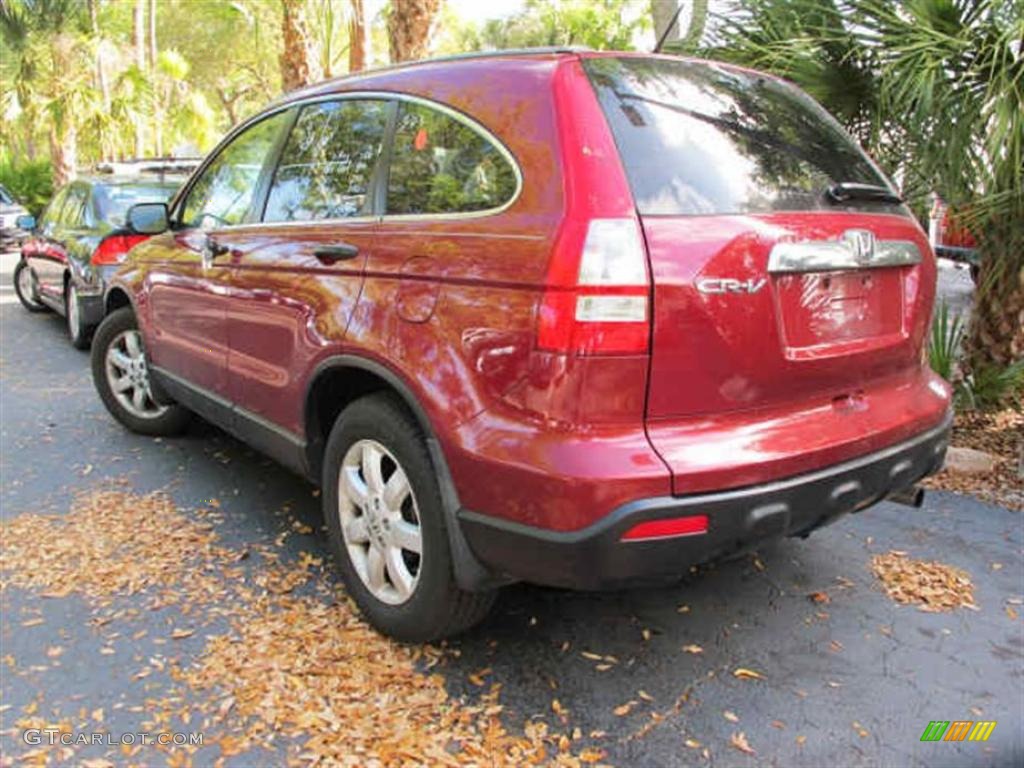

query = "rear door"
[[33, 184, 89, 305], [584, 57, 935, 483], [223, 97, 389, 434]]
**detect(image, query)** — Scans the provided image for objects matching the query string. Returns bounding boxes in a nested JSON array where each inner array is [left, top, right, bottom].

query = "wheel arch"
[[103, 284, 134, 316], [305, 355, 500, 591]]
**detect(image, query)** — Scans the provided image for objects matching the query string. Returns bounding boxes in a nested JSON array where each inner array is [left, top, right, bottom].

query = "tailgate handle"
[[313, 244, 360, 264], [768, 238, 920, 274]]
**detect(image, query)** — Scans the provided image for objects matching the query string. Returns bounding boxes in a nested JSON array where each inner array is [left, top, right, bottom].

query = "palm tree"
[[349, 0, 367, 72], [279, 0, 320, 92], [0, 0, 95, 185], [710, 0, 1023, 372], [387, 0, 442, 63], [651, 0, 709, 51]]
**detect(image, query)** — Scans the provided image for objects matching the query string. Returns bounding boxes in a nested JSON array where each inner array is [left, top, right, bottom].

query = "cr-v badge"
[[696, 277, 767, 295]]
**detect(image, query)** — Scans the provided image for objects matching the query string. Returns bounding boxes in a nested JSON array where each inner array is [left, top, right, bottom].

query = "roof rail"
[[281, 46, 592, 102]]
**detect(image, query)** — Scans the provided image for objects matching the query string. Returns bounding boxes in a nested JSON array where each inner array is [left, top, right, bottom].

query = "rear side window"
[[386, 102, 518, 215], [60, 186, 89, 228], [40, 188, 69, 228], [263, 99, 389, 222], [584, 57, 897, 216], [94, 184, 178, 228], [180, 111, 290, 228]]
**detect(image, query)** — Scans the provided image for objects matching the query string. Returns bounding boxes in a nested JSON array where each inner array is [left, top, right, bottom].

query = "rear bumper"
[[935, 244, 979, 265], [459, 410, 951, 590], [71, 266, 116, 328]]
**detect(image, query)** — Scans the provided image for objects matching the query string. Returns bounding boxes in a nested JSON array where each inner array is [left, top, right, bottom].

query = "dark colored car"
[[14, 173, 187, 347], [0, 184, 30, 249], [90, 50, 952, 641]]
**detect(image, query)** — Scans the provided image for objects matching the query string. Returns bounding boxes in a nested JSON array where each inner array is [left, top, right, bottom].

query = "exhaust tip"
[[888, 485, 925, 508]]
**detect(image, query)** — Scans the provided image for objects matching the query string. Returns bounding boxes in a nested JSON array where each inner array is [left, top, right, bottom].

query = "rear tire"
[[66, 282, 91, 349], [91, 307, 190, 436], [323, 392, 495, 641], [13, 260, 47, 313]]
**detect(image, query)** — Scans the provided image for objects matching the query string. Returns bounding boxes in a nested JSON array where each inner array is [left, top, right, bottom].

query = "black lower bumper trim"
[[458, 413, 952, 590]]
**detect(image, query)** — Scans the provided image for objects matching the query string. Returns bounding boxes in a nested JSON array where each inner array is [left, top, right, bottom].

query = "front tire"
[[13, 260, 47, 313], [323, 393, 495, 641], [90, 307, 190, 436]]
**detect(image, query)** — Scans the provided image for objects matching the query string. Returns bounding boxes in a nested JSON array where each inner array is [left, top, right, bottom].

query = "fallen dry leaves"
[[0, 490, 597, 766], [921, 407, 1023, 511], [729, 731, 756, 755], [870, 550, 977, 612], [732, 668, 765, 681]]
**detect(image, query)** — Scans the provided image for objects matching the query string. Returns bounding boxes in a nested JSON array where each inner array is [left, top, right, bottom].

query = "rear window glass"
[[94, 184, 179, 227], [584, 57, 898, 216], [386, 102, 518, 215]]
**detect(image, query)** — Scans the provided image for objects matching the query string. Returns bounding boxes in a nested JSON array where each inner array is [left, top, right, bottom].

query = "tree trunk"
[[387, 0, 442, 64], [349, 0, 367, 73], [651, 1, 708, 51], [681, 0, 708, 50], [651, 0, 680, 47], [280, 0, 320, 92], [966, 231, 1024, 371], [50, 121, 77, 187], [49, 34, 78, 185], [133, 0, 146, 156], [148, 0, 162, 156], [88, 0, 112, 159]]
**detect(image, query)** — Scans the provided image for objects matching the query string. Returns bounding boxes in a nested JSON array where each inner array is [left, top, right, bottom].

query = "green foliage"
[[710, 0, 1024, 373], [928, 301, 1023, 409], [708, 0, 1023, 219], [0, 157, 53, 216], [957, 361, 1024, 410], [453, 0, 647, 52], [929, 301, 965, 383]]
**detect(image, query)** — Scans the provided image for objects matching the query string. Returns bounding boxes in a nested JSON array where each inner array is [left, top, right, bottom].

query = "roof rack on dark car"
[[92, 157, 201, 182]]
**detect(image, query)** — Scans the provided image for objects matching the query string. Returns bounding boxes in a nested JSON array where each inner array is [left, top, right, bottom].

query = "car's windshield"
[[94, 183, 180, 227], [0, 185, 13, 205], [584, 56, 901, 216]]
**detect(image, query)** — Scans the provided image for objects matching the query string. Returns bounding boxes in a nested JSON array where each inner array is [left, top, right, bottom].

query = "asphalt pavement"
[[0, 252, 1020, 767]]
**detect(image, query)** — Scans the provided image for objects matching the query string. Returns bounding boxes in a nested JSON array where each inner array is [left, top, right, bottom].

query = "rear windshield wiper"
[[825, 182, 903, 205]]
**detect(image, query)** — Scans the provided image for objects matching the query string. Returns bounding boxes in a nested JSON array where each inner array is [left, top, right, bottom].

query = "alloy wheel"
[[67, 285, 80, 339], [104, 330, 167, 420], [338, 438, 423, 605], [17, 265, 41, 307]]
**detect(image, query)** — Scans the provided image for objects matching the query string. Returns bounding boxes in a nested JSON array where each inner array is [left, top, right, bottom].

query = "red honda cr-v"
[[90, 49, 952, 641]]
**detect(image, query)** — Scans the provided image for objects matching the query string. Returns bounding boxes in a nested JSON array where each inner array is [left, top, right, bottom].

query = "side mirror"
[[15, 214, 35, 231], [126, 202, 169, 235]]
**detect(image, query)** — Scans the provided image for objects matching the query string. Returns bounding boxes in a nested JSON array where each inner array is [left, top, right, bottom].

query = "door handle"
[[201, 235, 230, 269], [206, 235, 229, 257], [313, 244, 360, 265]]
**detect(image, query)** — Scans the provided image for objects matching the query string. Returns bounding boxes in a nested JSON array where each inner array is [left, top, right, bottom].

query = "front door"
[[224, 98, 390, 436], [144, 109, 293, 400]]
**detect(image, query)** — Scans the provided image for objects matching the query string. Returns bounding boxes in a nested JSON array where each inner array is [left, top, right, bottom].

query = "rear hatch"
[[584, 55, 938, 491]]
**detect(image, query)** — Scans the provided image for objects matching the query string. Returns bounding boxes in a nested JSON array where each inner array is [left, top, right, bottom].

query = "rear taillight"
[[537, 218, 650, 355], [91, 234, 147, 266]]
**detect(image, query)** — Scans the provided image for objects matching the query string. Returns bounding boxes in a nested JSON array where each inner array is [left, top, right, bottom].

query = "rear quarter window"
[[386, 101, 519, 216], [584, 57, 900, 216]]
